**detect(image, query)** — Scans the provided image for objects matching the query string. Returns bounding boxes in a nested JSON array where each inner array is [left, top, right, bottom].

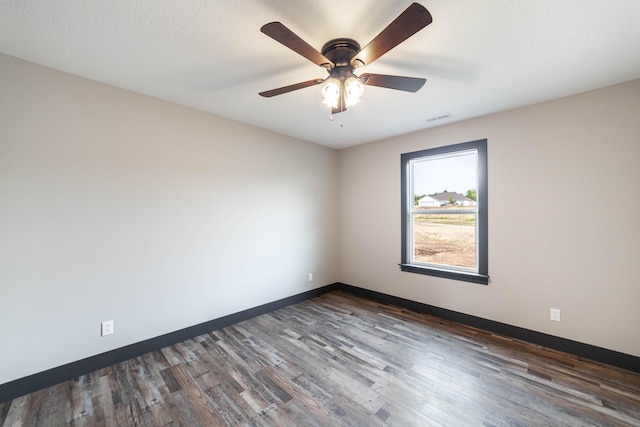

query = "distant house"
[[417, 195, 440, 207], [430, 192, 476, 207], [418, 196, 440, 208]]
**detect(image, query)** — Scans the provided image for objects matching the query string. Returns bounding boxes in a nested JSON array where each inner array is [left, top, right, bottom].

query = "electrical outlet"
[[308, 273, 313, 282], [101, 320, 114, 336], [550, 308, 561, 322]]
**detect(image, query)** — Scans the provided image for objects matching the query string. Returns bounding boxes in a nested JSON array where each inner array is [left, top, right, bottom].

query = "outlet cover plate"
[[550, 308, 561, 322], [101, 320, 114, 336]]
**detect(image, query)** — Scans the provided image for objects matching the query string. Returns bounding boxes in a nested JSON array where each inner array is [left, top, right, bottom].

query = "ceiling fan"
[[259, 3, 433, 114]]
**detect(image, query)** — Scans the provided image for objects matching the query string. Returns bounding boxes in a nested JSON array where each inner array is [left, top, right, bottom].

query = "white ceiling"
[[1, 1, 640, 149]]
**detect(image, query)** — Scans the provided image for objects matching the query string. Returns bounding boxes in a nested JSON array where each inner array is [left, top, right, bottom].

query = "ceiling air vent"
[[426, 113, 453, 122]]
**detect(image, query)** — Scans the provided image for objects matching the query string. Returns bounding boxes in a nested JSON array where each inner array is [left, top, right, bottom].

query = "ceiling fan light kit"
[[259, 2, 433, 114], [321, 75, 365, 110]]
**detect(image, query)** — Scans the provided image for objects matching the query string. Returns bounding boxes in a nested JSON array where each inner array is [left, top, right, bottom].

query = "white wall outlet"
[[101, 320, 114, 336], [550, 308, 561, 322], [308, 273, 313, 282]]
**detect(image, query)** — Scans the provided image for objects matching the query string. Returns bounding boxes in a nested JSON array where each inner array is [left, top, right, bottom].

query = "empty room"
[[1, 1, 639, 425]]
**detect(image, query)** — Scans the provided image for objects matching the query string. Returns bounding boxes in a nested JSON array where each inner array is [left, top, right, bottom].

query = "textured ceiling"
[[1, 1, 640, 149]]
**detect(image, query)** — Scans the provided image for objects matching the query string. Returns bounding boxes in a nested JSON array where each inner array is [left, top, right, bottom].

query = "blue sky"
[[412, 150, 477, 196]]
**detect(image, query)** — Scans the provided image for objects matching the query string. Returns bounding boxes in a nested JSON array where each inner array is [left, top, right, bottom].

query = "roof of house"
[[431, 192, 473, 203]]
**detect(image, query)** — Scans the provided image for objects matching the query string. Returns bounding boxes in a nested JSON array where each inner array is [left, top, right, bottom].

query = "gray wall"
[[0, 54, 339, 384], [338, 78, 640, 358]]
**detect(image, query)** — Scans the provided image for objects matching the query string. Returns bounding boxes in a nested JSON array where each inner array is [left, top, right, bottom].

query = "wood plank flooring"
[[2, 291, 639, 426]]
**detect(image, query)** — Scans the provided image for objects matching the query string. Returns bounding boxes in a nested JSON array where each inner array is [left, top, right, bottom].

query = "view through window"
[[401, 139, 488, 284]]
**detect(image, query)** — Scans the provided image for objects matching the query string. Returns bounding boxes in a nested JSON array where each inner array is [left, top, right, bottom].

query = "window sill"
[[399, 264, 489, 285]]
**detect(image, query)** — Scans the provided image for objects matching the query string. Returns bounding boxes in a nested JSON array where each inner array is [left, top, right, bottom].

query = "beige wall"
[[0, 54, 339, 384], [2, 50, 638, 387], [338, 79, 640, 358]]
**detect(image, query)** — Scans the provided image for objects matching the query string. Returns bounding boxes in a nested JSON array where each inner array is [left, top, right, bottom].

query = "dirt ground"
[[413, 219, 476, 268]]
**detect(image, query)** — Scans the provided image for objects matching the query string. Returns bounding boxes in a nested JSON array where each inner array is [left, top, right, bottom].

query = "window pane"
[[412, 210, 476, 269], [410, 150, 477, 205], [400, 138, 488, 284]]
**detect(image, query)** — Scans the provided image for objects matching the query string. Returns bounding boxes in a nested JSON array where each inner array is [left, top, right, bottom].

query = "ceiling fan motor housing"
[[321, 38, 367, 85], [321, 38, 361, 68]]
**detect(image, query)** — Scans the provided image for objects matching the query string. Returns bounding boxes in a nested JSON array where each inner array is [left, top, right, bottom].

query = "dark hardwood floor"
[[2, 291, 639, 426]]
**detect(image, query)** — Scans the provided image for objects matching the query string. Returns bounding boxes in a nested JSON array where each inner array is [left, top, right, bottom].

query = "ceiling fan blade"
[[351, 3, 432, 67], [261, 22, 333, 68], [361, 73, 426, 92], [259, 78, 325, 98]]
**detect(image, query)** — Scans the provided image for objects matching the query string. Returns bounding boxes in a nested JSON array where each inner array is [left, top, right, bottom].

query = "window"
[[400, 139, 488, 284]]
